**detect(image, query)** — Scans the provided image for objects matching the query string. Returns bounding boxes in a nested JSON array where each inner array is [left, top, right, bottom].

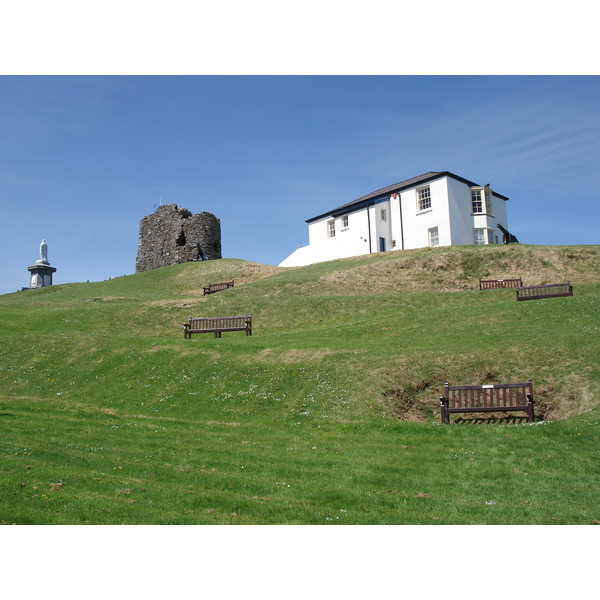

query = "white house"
[[279, 171, 513, 267]]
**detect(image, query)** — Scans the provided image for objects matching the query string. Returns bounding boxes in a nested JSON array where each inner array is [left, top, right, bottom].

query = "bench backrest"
[[203, 281, 234, 295], [188, 315, 250, 330], [516, 282, 572, 301], [443, 380, 533, 409], [479, 278, 522, 290], [211, 281, 234, 290]]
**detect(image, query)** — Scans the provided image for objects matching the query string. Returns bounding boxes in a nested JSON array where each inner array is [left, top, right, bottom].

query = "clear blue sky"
[[0, 4, 595, 586], [1, 75, 599, 295]]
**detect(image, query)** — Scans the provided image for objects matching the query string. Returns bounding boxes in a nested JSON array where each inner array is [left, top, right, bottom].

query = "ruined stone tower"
[[135, 204, 221, 273]]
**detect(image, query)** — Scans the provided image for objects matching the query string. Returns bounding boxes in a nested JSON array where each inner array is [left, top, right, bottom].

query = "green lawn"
[[1, 245, 599, 524]]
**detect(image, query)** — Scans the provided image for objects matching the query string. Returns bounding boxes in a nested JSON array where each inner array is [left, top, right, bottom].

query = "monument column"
[[27, 239, 57, 289]]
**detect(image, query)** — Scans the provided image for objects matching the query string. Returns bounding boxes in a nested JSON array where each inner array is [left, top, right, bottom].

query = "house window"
[[474, 228, 494, 245], [380, 208, 387, 222], [429, 227, 439, 247], [471, 189, 494, 215], [341, 215, 349, 229], [328, 220, 335, 238], [471, 190, 483, 213], [485, 190, 493, 215], [417, 186, 431, 211]]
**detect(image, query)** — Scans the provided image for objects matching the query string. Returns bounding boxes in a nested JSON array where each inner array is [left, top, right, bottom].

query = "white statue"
[[39, 239, 48, 263]]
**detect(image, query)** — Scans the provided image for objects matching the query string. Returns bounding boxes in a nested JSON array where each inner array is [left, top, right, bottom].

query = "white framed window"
[[471, 190, 483, 213], [474, 228, 494, 245], [380, 208, 387, 222], [485, 190, 493, 215], [428, 227, 439, 247], [417, 186, 431, 211], [328, 219, 336, 238], [471, 188, 494, 215], [341, 215, 349, 229]]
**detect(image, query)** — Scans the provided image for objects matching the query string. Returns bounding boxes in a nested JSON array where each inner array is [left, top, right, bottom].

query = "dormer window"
[[471, 187, 493, 215]]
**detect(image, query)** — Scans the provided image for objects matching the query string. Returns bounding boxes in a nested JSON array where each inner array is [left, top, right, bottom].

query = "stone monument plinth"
[[27, 239, 57, 289]]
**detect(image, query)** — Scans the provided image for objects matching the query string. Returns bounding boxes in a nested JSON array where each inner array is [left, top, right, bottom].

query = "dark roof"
[[306, 171, 509, 223]]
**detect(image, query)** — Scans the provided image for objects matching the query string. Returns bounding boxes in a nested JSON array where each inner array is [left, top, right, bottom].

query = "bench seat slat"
[[184, 314, 252, 338], [441, 380, 534, 423], [516, 282, 572, 301], [203, 281, 235, 295], [479, 278, 522, 290]]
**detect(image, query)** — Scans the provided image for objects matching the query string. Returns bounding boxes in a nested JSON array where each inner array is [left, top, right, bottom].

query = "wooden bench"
[[515, 282, 572, 301], [479, 278, 522, 290], [183, 314, 252, 338], [440, 380, 534, 424], [203, 281, 234, 295]]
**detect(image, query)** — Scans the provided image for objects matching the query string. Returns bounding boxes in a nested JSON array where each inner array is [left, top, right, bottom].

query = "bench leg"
[[440, 400, 447, 424], [527, 402, 534, 423]]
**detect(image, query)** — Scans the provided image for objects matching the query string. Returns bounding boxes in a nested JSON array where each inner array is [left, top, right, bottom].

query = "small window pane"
[[418, 186, 431, 211], [429, 227, 439, 247], [471, 190, 483, 213], [485, 190, 493, 215]]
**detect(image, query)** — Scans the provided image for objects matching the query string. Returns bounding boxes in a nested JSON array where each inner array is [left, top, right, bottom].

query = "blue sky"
[[0, 3, 595, 586], [1, 75, 599, 295]]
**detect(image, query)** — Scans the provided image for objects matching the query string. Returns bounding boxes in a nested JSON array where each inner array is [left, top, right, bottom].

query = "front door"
[[379, 237, 386, 252]]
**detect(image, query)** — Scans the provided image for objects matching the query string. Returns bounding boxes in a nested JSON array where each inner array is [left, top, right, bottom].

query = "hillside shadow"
[[451, 415, 536, 425]]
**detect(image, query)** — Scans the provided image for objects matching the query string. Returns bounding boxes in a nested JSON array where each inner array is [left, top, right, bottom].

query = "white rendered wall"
[[447, 177, 474, 245], [284, 206, 372, 266], [490, 196, 508, 243], [400, 177, 451, 249], [278, 175, 511, 267], [373, 200, 393, 251], [446, 177, 509, 245], [389, 194, 403, 249]]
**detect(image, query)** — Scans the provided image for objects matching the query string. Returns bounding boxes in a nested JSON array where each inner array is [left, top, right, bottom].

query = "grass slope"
[[1, 244, 599, 524]]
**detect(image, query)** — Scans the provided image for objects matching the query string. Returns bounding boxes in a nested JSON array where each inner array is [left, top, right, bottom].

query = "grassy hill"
[[1, 244, 599, 524]]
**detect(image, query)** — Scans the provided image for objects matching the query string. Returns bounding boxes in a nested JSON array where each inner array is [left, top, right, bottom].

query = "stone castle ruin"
[[135, 204, 221, 273]]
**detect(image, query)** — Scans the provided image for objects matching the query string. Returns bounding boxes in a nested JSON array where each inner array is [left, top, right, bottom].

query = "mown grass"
[[1, 244, 599, 524]]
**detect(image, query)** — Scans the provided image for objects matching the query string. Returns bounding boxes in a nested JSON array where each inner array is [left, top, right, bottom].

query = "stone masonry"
[[135, 204, 221, 273]]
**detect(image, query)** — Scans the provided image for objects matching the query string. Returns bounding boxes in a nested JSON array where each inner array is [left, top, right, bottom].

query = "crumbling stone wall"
[[135, 204, 221, 273]]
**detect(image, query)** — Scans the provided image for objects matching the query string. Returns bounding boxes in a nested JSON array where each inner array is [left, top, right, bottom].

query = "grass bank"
[[1, 244, 599, 524]]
